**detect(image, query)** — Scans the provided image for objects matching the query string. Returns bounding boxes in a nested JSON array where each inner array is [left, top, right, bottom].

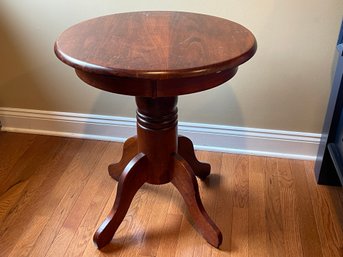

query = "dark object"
[[54, 11, 257, 249], [315, 20, 343, 186]]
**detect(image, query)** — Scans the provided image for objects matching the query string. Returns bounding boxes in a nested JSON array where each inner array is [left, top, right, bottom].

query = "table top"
[[54, 11, 256, 96]]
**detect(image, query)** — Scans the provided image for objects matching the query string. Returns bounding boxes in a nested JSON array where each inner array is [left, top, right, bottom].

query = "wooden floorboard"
[[0, 131, 342, 257]]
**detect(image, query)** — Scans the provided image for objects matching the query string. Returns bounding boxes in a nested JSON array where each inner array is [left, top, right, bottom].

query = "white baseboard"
[[0, 107, 321, 160]]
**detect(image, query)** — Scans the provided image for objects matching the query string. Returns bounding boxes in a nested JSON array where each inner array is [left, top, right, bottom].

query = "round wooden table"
[[54, 11, 256, 249]]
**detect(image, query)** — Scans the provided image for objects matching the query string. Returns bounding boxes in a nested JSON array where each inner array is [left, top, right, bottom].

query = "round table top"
[[54, 11, 257, 96]]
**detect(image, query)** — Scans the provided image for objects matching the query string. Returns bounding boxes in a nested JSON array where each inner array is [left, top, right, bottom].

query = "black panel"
[[314, 20, 343, 186]]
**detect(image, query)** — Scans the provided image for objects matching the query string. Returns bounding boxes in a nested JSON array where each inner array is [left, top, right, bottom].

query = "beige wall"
[[0, 0, 342, 133]]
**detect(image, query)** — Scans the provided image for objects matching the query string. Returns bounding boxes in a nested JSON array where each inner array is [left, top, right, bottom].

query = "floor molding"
[[0, 107, 321, 160]]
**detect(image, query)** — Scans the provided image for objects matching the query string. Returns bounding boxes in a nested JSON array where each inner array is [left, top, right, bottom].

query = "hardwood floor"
[[0, 131, 342, 257]]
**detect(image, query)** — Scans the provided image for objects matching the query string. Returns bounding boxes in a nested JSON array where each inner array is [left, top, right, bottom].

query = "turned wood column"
[[135, 96, 178, 184], [54, 11, 257, 250]]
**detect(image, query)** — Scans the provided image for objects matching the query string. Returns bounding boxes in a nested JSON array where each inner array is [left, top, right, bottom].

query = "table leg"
[[178, 135, 211, 180], [108, 136, 138, 181], [94, 153, 148, 249], [171, 153, 222, 247], [94, 96, 222, 249]]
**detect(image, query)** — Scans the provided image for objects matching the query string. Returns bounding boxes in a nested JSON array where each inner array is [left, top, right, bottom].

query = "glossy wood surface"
[[1, 133, 343, 257], [55, 11, 256, 96], [55, 11, 256, 79], [93, 96, 221, 248], [53, 11, 257, 250]]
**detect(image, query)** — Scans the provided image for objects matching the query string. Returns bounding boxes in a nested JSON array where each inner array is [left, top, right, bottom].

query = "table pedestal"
[[93, 96, 222, 249]]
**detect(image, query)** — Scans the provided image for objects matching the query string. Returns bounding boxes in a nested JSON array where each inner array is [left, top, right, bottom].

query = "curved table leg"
[[178, 136, 211, 180], [94, 153, 148, 249], [108, 136, 138, 181], [171, 153, 222, 248]]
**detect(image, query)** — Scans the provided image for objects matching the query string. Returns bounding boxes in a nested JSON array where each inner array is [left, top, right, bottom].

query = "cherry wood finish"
[[55, 11, 256, 97], [178, 136, 211, 180], [108, 136, 137, 181], [94, 153, 149, 249], [109, 135, 212, 182], [172, 153, 222, 247], [54, 11, 256, 249]]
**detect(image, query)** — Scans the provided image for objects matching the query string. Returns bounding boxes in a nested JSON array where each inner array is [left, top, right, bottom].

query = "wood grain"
[[55, 12, 256, 80], [93, 153, 148, 249], [264, 158, 286, 257], [138, 184, 175, 257], [248, 156, 268, 257], [171, 154, 222, 248], [0, 136, 78, 257], [55, 11, 256, 97], [89, 96, 221, 249], [1, 132, 343, 257], [291, 160, 324, 257], [276, 159, 303, 257], [26, 139, 106, 257], [304, 161, 343, 257], [0, 132, 36, 187], [44, 142, 116, 257], [177, 136, 211, 180], [54, 11, 257, 249], [231, 155, 249, 257], [0, 135, 55, 196], [108, 136, 138, 181], [188, 150, 223, 257], [211, 153, 234, 256]]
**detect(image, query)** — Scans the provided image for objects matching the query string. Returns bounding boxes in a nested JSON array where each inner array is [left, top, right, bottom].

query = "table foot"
[[171, 153, 222, 248], [178, 136, 211, 180], [94, 153, 148, 249], [108, 136, 138, 181]]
